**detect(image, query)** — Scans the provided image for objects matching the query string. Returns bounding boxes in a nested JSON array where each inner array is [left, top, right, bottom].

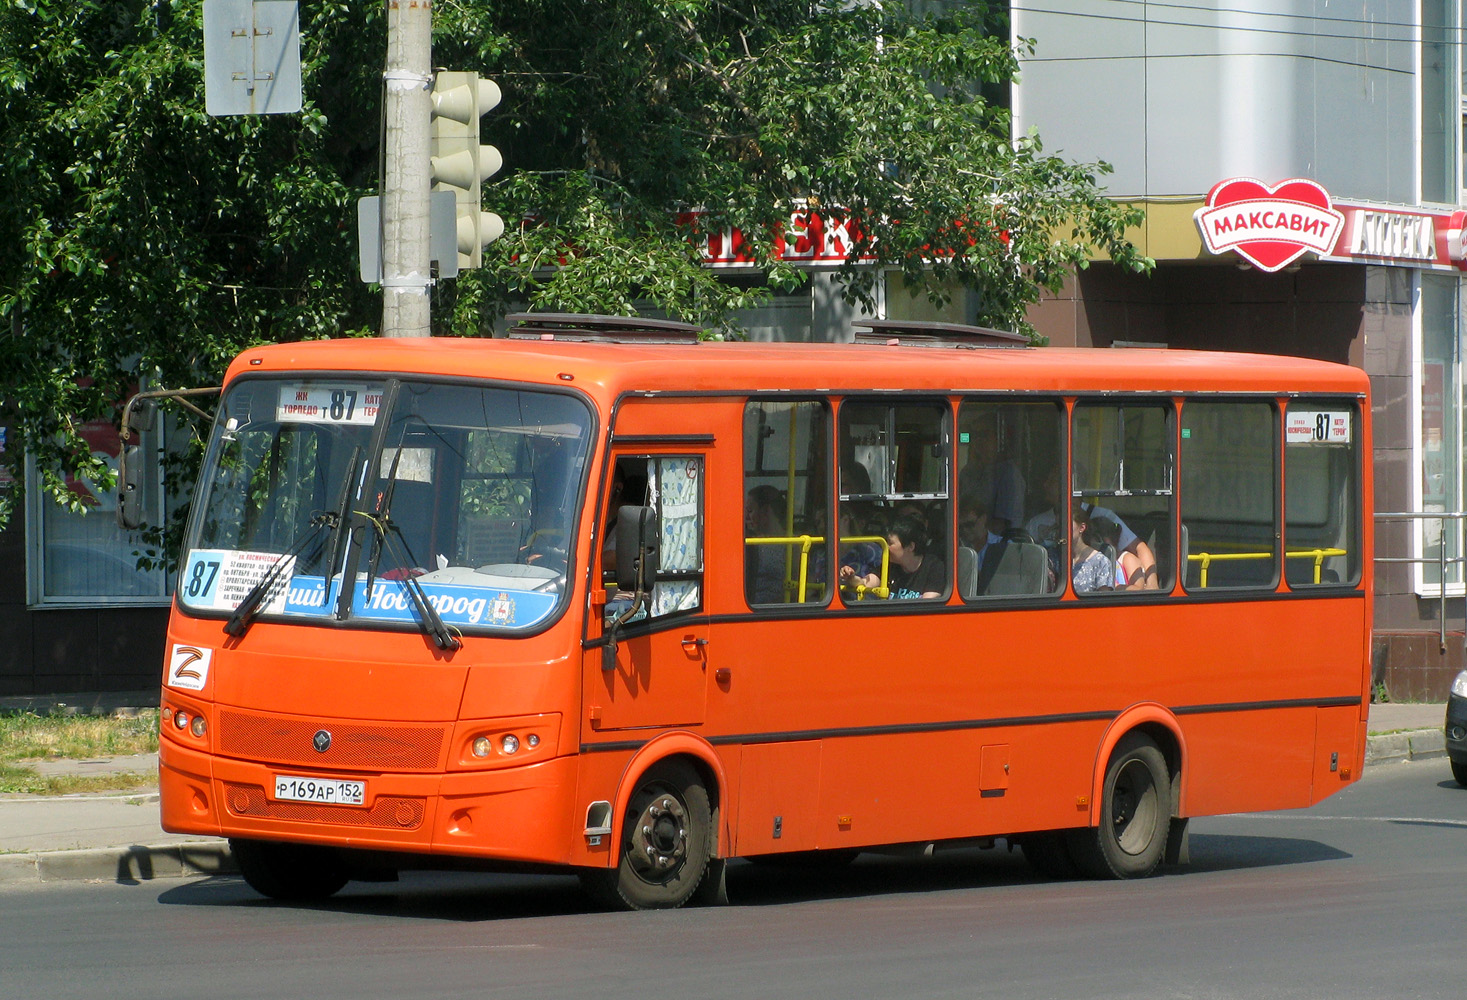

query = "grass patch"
[[0, 763, 156, 796], [0, 709, 160, 764]]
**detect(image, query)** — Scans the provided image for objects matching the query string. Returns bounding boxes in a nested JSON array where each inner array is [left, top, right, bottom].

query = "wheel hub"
[[1111, 759, 1159, 856], [627, 793, 688, 880]]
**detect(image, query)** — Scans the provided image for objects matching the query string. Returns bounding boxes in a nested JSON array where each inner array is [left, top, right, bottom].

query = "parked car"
[[1446, 671, 1467, 787]]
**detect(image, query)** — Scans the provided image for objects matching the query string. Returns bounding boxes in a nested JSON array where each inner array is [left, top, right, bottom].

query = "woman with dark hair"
[[1070, 505, 1127, 593], [884, 511, 946, 600]]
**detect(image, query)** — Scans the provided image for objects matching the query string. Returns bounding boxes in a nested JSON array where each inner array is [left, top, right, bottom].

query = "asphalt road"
[[6, 757, 1464, 1000]]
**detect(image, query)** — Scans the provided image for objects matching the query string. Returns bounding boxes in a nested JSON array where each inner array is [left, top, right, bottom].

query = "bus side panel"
[[1176, 708, 1316, 816], [815, 724, 1106, 848], [735, 740, 823, 855], [1311, 704, 1365, 804]]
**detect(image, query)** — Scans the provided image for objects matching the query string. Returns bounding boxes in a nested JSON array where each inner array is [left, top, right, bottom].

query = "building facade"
[[1010, 0, 1467, 699]]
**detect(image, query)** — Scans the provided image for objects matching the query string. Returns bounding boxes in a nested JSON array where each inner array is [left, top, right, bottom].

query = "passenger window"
[[838, 400, 950, 603], [1180, 401, 1279, 591], [743, 401, 830, 606], [956, 400, 1064, 599], [1284, 401, 1361, 587], [1072, 402, 1175, 594]]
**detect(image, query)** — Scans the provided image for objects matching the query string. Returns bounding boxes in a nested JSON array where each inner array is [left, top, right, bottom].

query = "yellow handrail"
[[744, 534, 892, 600], [1186, 547, 1348, 587]]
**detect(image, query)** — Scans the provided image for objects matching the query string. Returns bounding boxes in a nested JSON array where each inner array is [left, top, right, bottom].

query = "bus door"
[[585, 451, 710, 733]]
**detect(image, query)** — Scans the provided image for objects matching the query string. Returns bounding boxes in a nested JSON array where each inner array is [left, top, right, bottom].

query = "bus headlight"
[[501, 734, 519, 755], [472, 737, 492, 758], [173, 710, 190, 730], [190, 714, 207, 737]]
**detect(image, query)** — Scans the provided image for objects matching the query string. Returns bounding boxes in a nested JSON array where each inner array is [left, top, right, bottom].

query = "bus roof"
[[227, 336, 1369, 398]]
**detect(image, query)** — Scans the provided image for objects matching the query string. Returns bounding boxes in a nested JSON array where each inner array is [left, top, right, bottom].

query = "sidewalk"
[[0, 696, 1452, 888]]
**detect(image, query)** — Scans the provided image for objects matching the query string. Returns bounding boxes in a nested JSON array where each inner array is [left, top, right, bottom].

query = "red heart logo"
[[1195, 178, 1344, 271]]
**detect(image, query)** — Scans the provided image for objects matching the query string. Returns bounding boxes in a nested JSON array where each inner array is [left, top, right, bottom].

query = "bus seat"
[[982, 540, 1048, 596], [957, 545, 979, 598]]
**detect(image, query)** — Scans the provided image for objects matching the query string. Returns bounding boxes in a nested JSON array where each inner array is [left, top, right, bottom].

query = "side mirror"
[[614, 505, 659, 593], [116, 444, 145, 530]]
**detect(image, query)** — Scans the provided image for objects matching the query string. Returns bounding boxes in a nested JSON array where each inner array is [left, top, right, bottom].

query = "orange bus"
[[155, 314, 1371, 909]]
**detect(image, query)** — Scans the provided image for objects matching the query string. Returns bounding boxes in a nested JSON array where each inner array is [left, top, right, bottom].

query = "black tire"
[[1067, 732, 1172, 879], [579, 760, 712, 910], [229, 838, 350, 901], [1019, 831, 1081, 879], [1452, 759, 1467, 788]]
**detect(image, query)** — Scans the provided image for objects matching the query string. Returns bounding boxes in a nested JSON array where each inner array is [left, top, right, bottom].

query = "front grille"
[[218, 709, 446, 771], [224, 783, 425, 829]]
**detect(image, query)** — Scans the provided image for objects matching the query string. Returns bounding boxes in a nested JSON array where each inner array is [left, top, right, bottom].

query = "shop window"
[[1284, 401, 1361, 588], [25, 416, 171, 606], [1419, 272, 1462, 591], [1180, 401, 1279, 591], [743, 400, 829, 605], [1072, 401, 1175, 595]]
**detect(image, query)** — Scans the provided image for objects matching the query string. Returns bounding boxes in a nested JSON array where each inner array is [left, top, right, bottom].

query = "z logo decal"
[[167, 644, 213, 691]]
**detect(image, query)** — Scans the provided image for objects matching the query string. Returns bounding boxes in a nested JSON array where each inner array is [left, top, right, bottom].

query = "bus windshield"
[[179, 376, 593, 635]]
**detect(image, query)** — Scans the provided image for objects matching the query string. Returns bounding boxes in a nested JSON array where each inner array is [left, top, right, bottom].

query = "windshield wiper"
[[355, 515, 460, 651], [223, 511, 338, 639]]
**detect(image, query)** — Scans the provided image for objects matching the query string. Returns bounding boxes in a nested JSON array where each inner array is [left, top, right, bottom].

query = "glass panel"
[[33, 412, 171, 601], [1180, 401, 1278, 591], [1423, 0, 1456, 203], [183, 378, 593, 633], [1072, 402, 1175, 595], [957, 400, 1063, 599], [650, 456, 702, 616], [744, 400, 829, 605], [1285, 400, 1361, 587], [837, 400, 949, 603], [1421, 273, 1461, 588]]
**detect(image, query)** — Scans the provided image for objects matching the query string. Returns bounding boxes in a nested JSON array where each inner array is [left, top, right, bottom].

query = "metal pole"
[[380, 0, 433, 338]]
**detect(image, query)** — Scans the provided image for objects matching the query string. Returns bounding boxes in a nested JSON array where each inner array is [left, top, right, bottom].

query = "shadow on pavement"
[[1184, 833, 1351, 873], [155, 832, 1350, 920]]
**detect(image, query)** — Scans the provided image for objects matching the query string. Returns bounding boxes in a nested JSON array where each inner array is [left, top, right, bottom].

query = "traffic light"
[[430, 71, 504, 270]]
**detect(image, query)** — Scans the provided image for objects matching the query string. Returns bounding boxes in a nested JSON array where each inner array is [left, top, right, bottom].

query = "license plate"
[[273, 774, 365, 806]]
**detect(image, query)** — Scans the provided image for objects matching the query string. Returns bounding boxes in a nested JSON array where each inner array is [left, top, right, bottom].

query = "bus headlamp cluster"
[[471, 732, 540, 758], [162, 706, 207, 738]]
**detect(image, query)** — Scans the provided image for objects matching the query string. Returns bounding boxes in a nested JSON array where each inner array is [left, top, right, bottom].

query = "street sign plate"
[[358, 193, 461, 283], [204, 0, 302, 116]]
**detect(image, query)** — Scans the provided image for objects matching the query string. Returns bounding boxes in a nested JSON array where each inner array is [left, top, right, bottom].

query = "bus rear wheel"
[[581, 760, 712, 910], [229, 838, 350, 901], [1067, 732, 1172, 879]]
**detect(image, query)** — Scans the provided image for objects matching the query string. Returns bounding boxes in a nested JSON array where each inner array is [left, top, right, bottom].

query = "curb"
[[0, 841, 234, 887], [1364, 728, 1447, 765]]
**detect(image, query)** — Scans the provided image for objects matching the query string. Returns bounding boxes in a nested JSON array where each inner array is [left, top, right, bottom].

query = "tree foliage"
[[0, 0, 1149, 532]]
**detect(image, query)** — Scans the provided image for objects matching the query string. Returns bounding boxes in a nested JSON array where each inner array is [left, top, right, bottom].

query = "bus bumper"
[[159, 740, 581, 866]]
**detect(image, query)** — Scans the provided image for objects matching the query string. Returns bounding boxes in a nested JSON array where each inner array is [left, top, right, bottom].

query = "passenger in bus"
[[874, 512, 946, 599], [1090, 515, 1157, 590], [957, 420, 1025, 534], [836, 503, 885, 591], [745, 484, 790, 604], [1070, 506, 1127, 593], [1028, 469, 1158, 588]]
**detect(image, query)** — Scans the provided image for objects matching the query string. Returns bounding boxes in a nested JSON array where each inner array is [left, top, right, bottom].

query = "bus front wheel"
[[582, 760, 712, 910], [1067, 732, 1172, 879], [229, 838, 350, 901]]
